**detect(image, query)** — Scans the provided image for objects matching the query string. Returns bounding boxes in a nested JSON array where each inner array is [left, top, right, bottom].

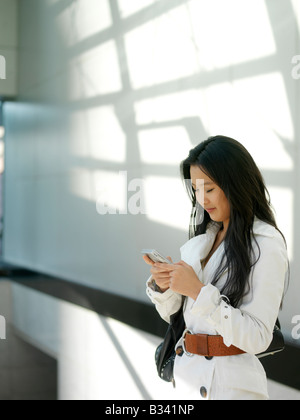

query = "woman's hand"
[[153, 260, 204, 301], [143, 255, 173, 292]]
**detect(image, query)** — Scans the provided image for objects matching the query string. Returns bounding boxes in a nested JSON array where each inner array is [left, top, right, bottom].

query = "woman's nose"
[[203, 196, 210, 207], [196, 191, 207, 208]]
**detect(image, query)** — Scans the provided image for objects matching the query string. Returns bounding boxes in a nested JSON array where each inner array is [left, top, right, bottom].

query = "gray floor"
[[0, 323, 57, 400], [268, 379, 300, 401], [0, 318, 299, 400]]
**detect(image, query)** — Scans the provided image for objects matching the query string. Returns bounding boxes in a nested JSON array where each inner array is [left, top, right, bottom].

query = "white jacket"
[[146, 219, 289, 400]]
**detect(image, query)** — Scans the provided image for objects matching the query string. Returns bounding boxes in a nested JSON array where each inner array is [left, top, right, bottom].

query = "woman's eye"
[[193, 188, 214, 193]]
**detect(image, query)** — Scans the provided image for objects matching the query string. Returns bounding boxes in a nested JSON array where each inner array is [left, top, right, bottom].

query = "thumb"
[[166, 256, 173, 263]]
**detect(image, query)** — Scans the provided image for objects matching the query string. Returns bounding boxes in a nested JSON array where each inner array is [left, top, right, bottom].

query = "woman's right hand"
[[143, 255, 173, 292]]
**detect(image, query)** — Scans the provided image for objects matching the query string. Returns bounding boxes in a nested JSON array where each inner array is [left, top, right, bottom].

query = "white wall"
[[0, 0, 18, 97], [2, 0, 300, 348]]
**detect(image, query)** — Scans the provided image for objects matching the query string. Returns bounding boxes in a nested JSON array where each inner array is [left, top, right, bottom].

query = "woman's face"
[[190, 165, 231, 228]]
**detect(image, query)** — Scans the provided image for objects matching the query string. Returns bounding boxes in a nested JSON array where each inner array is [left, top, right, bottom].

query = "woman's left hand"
[[153, 260, 204, 301]]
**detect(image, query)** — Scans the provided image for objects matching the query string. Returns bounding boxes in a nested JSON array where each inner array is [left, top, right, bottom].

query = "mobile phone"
[[141, 249, 173, 264]]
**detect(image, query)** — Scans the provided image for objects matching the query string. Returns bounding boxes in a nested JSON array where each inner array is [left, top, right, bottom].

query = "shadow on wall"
[[6, 0, 300, 341]]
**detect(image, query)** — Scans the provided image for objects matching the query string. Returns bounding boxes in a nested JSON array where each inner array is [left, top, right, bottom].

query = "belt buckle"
[[182, 328, 194, 357]]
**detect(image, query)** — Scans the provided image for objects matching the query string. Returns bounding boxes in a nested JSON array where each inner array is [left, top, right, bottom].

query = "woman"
[[144, 136, 289, 400]]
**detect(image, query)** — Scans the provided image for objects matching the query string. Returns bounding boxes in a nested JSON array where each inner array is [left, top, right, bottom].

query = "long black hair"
[[180, 135, 287, 308]]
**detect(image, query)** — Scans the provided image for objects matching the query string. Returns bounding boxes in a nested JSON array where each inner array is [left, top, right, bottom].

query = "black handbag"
[[155, 306, 284, 383], [257, 319, 285, 358], [155, 303, 185, 385]]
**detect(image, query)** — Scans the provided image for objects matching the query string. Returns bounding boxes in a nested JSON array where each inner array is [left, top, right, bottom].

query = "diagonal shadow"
[[99, 316, 152, 400]]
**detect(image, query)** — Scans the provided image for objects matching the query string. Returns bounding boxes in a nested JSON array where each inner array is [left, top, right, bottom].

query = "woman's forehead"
[[190, 166, 214, 184]]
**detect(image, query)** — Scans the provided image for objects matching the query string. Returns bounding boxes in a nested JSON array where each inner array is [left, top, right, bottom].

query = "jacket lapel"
[[180, 222, 221, 276]]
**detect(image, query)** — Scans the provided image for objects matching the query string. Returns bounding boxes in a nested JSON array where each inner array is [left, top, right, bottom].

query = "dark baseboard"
[[7, 271, 168, 337]]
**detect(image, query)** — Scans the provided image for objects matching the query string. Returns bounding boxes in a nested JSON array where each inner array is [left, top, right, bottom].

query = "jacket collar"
[[252, 217, 278, 238], [180, 221, 221, 264], [180, 218, 277, 265]]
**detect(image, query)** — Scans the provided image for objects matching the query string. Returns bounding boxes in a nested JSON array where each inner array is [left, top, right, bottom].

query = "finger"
[[143, 255, 155, 266], [150, 269, 171, 279], [156, 278, 171, 290], [166, 256, 173, 263], [154, 263, 174, 271], [156, 276, 171, 284]]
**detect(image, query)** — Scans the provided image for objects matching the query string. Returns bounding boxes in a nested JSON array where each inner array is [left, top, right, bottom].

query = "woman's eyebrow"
[[192, 180, 213, 187]]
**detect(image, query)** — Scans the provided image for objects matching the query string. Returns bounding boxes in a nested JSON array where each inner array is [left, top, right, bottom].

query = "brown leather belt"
[[183, 332, 245, 357]]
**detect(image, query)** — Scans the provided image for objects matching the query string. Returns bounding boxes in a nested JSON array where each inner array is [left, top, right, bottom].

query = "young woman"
[[144, 136, 289, 400]]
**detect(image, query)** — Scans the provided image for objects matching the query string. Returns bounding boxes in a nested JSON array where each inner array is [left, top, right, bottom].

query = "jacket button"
[[200, 386, 207, 399]]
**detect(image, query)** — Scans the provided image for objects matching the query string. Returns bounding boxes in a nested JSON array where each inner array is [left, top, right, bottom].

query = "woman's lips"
[[206, 208, 216, 214]]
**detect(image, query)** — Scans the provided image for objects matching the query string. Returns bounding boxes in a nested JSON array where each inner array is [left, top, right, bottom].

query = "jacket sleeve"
[[146, 276, 183, 323], [189, 234, 288, 355]]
